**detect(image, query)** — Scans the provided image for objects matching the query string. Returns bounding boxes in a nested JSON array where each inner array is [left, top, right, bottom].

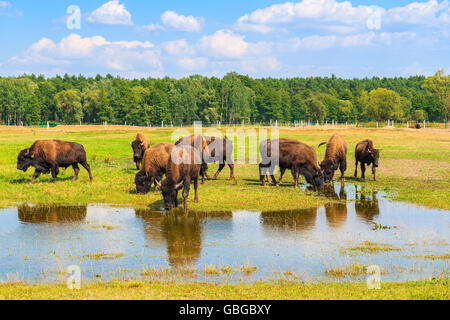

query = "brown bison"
[[259, 139, 323, 188], [135, 142, 175, 194], [155, 145, 202, 211], [174, 135, 210, 183], [318, 134, 347, 183], [17, 140, 93, 184], [415, 123, 421, 129], [354, 139, 380, 181], [131, 132, 150, 170]]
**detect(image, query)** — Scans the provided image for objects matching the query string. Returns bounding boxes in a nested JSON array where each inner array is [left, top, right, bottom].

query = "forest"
[[0, 70, 448, 126]]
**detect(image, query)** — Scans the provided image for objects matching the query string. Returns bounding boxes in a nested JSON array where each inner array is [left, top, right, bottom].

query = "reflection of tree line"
[[18, 204, 87, 223]]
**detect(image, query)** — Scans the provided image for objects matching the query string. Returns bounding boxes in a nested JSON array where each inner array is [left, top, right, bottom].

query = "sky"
[[0, 0, 449, 79]]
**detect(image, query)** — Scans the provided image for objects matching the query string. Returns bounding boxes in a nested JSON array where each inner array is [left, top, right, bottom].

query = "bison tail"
[[318, 142, 326, 148]]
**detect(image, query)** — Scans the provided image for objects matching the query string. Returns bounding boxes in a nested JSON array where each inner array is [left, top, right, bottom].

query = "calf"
[[259, 139, 323, 188], [131, 132, 150, 170], [17, 140, 93, 184], [135, 142, 174, 194], [319, 134, 348, 183], [155, 145, 202, 211], [354, 139, 380, 181]]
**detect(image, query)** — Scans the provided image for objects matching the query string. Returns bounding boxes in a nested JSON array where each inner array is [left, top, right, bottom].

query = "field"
[[0, 125, 449, 211]]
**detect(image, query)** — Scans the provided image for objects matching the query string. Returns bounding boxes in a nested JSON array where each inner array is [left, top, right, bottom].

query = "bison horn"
[[175, 181, 184, 190], [318, 142, 326, 148]]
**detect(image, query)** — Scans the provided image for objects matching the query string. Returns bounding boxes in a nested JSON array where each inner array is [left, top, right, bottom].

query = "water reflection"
[[261, 208, 317, 233], [355, 188, 380, 223], [18, 205, 87, 224], [323, 184, 348, 229]]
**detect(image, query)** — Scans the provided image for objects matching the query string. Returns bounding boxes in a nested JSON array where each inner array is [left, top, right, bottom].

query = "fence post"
[[423, 120, 426, 129]]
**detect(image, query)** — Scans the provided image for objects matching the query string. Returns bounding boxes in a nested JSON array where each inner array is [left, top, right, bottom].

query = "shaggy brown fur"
[[204, 136, 236, 183], [17, 140, 93, 184], [319, 134, 348, 183], [135, 142, 175, 194], [158, 145, 202, 211], [131, 132, 150, 170], [175, 135, 210, 183], [259, 138, 323, 188], [354, 139, 380, 181]]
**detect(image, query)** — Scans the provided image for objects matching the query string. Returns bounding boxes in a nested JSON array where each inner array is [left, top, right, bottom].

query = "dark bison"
[[135, 142, 175, 194], [131, 132, 150, 170], [17, 140, 93, 184], [415, 123, 421, 129], [354, 139, 380, 181], [318, 134, 347, 183], [204, 136, 236, 183], [259, 139, 323, 188], [175, 135, 210, 183], [155, 145, 202, 211]]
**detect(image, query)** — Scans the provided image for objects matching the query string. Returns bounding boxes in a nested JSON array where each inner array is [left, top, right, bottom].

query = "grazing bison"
[[17, 140, 93, 184], [131, 132, 150, 170], [155, 145, 202, 211], [318, 134, 348, 183], [415, 123, 421, 129], [135, 142, 175, 194], [175, 135, 210, 183], [259, 139, 323, 188], [354, 139, 380, 181]]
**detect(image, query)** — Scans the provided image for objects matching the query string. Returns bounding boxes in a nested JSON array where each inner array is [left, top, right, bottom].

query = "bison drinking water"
[[354, 139, 380, 181], [155, 145, 202, 211], [135, 142, 175, 194], [17, 140, 93, 184], [318, 134, 348, 183], [259, 139, 323, 188], [131, 132, 150, 170]]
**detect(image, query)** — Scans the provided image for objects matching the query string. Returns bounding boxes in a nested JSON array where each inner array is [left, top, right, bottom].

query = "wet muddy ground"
[[0, 183, 448, 283]]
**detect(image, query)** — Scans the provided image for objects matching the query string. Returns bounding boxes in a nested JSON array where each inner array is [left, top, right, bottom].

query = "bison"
[[175, 135, 210, 183], [259, 138, 323, 188], [155, 145, 202, 211], [318, 134, 348, 183], [17, 140, 93, 184], [131, 132, 150, 170], [135, 142, 175, 194], [354, 139, 380, 181]]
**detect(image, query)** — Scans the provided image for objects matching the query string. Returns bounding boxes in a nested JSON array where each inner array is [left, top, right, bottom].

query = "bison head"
[[368, 148, 380, 167], [135, 171, 152, 194], [17, 148, 34, 172], [131, 140, 146, 161], [303, 167, 324, 187], [320, 159, 338, 183], [161, 180, 183, 210]]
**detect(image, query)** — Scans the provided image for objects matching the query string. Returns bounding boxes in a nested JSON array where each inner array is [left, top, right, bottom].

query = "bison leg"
[[361, 163, 366, 180], [227, 163, 237, 184], [81, 161, 94, 182], [259, 164, 267, 186], [340, 159, 347, 182], [372, 165, 377, 181], [182, 179, 191, 211], [354, 159, 358, 178], [136, 161, 140, 170], [291, 167, 299, 188], [51, 166, 59, 183], [279, 168, 286, 184], [213, 163, 226, 180], [193, 178, 199, 203], [72, 163, 80, 181], [30, 170, 42, 185]]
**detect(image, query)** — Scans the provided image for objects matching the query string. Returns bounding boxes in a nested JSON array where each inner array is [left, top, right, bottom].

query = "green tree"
[[54, 89, 83, 124], [422, 69, 450, 121]]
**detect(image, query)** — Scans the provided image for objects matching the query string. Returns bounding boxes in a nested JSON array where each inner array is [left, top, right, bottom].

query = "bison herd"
[[17, 132, 381, 211]]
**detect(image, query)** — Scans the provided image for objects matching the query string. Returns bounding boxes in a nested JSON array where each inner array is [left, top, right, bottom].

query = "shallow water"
[[0, 183, 448, 284]]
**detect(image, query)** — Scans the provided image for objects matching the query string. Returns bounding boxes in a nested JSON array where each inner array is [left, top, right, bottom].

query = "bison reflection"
[[322, 184, 348, 229], [355, 189, 380, 223], [18, 205, 87, 223], [136, 211, 232, 267], [261, 208, 317, 234]]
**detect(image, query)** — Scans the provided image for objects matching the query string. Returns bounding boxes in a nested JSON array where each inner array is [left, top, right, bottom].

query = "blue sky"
[[0, 0, 448, 78]]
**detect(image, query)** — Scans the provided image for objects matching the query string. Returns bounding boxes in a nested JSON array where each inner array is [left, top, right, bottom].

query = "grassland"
[[0, 125, 449, 211], [0, 278, 447, 300]]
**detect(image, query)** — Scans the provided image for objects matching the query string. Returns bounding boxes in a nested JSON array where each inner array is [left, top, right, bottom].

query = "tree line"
[[0, 70, 448, 126]]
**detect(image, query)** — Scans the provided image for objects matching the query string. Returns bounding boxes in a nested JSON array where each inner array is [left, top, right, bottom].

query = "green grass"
[[0, 125, 449, 211], [0, 278, 447, 300]]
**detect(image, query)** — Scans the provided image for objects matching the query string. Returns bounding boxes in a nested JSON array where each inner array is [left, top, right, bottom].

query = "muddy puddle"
[[0, 183, 448, 284]]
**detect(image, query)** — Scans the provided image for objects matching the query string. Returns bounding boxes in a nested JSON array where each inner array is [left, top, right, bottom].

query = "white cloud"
[[160, 10, 202, 32], [176, 57, 208, 70], [87, 0, 133, 26], [199, 30, 249, 58], [5, 34, 160, 76], [235, 0, 450, 33], [163, 39, 195, 56], [0, 1, 11, 9]]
